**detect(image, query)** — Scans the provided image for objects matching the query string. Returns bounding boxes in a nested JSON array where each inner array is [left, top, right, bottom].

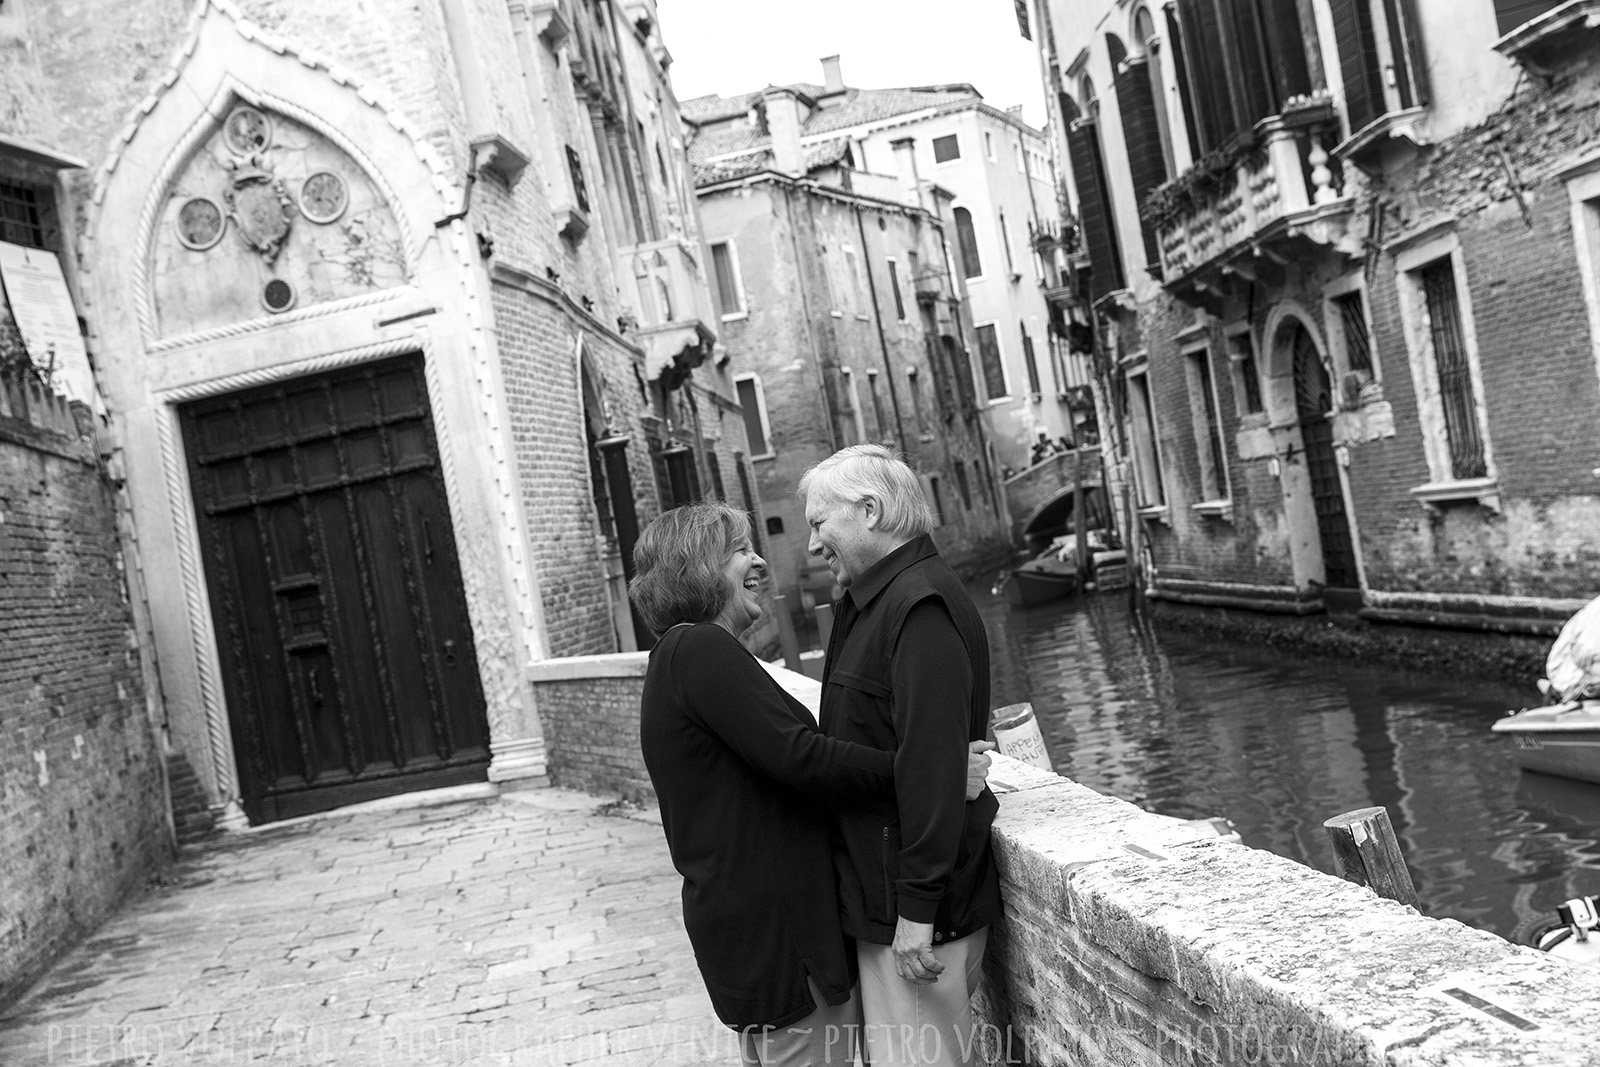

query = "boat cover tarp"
[[1549, 594, 1600, 702]]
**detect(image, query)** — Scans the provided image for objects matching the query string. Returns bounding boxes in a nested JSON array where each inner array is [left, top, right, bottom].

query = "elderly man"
[[799, 445, 1002, 1067]]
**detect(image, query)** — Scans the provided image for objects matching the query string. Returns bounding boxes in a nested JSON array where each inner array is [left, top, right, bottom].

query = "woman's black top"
[[640, 623, 894, 1030]]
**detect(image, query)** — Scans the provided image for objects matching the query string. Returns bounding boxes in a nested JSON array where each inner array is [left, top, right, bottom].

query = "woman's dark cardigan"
[[640, 622, 893, 1029]]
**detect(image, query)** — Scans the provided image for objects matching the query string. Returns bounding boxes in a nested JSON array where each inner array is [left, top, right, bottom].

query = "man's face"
[[805, 493, 880, 589]]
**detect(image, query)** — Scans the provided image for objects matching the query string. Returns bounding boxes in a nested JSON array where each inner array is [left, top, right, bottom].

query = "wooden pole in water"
[[1322, 807, 1420, 908], [1073, 448, 1088, 582]]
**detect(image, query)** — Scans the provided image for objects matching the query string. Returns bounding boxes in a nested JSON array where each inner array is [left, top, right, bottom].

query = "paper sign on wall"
[[0, 240, 95, 406]]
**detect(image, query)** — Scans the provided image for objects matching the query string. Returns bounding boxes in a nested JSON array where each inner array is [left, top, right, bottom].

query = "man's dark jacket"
[[820, 534, 1003, 945]]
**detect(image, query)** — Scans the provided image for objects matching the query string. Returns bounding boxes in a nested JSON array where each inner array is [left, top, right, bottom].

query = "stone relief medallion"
[[223, 156, 295, 264], [223, 106, 272, 156], [175, 197, 226, 250], [298, 171, 349, 224]]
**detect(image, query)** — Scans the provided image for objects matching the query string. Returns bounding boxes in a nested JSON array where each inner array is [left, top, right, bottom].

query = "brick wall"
[[0, 378, 169, 1007], [529, 657, 653, 802], [975, 755, 1600, 1066]]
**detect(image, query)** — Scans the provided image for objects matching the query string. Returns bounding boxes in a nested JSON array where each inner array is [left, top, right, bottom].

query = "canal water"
[[977, 584, 1600, 947]]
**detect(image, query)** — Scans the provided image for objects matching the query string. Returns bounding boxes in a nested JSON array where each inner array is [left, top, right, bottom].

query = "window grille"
[[0, 182, 46, 249], [1336, 292, 1373, 374], [1420, 260, 1487, 479]]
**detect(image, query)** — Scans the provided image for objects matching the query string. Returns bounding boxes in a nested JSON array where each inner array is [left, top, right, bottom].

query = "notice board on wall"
[[0, 240, 95, 407]]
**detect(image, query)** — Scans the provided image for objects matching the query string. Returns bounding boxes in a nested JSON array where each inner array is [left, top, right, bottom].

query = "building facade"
[[1028, 0, 1600, 631], [687, 83, 1011, 624], [5, 0, 748, 827]]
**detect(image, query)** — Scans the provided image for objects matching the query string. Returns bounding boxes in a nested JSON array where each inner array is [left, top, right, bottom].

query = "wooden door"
[[182, 355, 490, 823], [1291, 326, 1360, 591]]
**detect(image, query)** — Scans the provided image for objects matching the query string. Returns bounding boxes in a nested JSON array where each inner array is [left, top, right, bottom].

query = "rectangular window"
[[866, 369, 886, 439], [954, 461, 972, 509], [983, 130, 996, 161], [1334, 291, 1373, 375], [843, 245, 864, 312], [887, 257, 907, 321], [711, 240, 746, 318], [734, 451, 762, 555], [1126, 371, 1167, 508], [1228, 332, 1265, 415], [565, 145, 590, 214], [974, 323, 1008, 401], [907, 367, 929, 435], [1021, 327, 1041, 396], [1010, 133, 1023, 172], [705, 447, 726, 500], [1185, 348, 1230, 501], [932, 134, 961, 164], [734, 373, 774, 458], [927, 475, 947, 525], [840, 367, 865, 444], [1418, 258, 1488, 479], [945, 336, 978, 414], [0, 181, 47, 249]]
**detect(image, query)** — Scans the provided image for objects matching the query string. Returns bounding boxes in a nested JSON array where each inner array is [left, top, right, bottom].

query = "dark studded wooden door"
[[1291, 326, 1360, 591], [182, 355, 490, 824]]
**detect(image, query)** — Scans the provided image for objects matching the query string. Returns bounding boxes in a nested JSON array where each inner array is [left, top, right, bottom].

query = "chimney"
[[762, 86, 807, 176], [890, 136, 923, 209], [821, 54, 844, 94]]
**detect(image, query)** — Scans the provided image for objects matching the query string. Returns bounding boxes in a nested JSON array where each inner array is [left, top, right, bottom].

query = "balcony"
[[1494, 0, 1600, 76], [617, 237, 718, 389], [1152, 101, 1360, 310]]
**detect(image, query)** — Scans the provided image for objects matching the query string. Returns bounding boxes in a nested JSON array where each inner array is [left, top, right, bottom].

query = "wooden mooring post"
[[1322, 806, 1420, 908], [774, 593, 802, 672]]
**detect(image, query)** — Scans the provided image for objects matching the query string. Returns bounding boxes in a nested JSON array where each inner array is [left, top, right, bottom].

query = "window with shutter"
[[1494, 0, 1566, 36], [954, 208, 983, 279], [1175, 0, 1238, 152], [1165, 7, 1202, 161], [1329, 0, 1385, 134], [1062, 92, 1126, 301], [1111, 37, 1170, 275]]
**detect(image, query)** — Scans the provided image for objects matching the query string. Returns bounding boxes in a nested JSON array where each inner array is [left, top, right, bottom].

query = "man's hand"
[[891, 917, 944, 985], [965, 740, 994, 800]]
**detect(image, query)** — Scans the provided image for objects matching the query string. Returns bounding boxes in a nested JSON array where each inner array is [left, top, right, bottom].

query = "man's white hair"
[[797, 445, 935, 538]]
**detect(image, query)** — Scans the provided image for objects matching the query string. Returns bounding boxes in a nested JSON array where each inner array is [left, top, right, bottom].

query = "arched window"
[[1060, 89, 1125, 300], [953, 207, 982, 279], [1108, 32, 1168, 274], [1132, 6, 1177, 177]]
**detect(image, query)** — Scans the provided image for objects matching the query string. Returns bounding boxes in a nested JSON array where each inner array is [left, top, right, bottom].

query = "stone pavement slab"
[[0, 790, 741, 1067]]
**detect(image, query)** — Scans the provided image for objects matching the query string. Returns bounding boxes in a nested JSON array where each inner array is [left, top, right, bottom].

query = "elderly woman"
[[631, 502, 984, 1066]]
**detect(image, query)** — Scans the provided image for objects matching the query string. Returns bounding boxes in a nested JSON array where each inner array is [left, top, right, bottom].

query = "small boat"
[[1490, 701, 1600, 784], [1528, 894, 1600, 968], [999, 539, 1080, 607]]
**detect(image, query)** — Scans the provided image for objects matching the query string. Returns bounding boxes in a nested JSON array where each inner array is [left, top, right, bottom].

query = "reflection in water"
[[978, 586, 1600, 943]]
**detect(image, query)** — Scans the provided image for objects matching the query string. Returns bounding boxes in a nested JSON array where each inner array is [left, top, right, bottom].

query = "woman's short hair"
[[797, 444, 934, 539], [629, 502, 752, 636]]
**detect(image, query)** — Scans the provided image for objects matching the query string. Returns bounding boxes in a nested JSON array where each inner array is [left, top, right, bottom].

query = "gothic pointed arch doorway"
[[1289, 324, 1360, 593]]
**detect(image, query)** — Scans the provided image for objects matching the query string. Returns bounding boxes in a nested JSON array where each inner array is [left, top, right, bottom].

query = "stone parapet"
[[977, 754, 1600, 1066]]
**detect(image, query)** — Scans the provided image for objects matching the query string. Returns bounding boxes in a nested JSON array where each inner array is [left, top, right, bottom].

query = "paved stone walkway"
[[0, 789, 736, 1067]]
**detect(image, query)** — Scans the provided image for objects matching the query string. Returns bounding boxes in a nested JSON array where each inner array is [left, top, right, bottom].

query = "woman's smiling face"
[[714, 535, 766, 635]]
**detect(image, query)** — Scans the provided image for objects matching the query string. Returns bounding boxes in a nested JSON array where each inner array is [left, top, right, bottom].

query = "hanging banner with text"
[[0, 240, 94, 406]]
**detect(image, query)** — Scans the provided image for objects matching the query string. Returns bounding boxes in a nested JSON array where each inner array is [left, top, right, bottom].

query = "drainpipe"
[[853, 203, 907, 452], [780, 182, 838, 453]]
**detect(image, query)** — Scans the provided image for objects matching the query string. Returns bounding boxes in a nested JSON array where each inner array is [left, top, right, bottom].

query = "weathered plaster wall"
[[976, 755, 1600, 1066]]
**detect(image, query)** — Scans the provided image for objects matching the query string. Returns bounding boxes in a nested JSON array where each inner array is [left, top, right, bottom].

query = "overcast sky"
[[654, 0, 1048, 128]]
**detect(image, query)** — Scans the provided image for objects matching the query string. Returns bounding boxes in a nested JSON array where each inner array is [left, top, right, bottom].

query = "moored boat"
[[999, 550, 1078, 607], [1491, 701, 1600, 784]]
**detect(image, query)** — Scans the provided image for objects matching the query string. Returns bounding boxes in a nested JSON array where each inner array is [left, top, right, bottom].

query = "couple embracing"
[[631, 444, 1002, 1067]]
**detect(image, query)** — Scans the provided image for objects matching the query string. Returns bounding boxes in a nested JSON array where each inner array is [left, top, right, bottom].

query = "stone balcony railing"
[[616, 236, 718, 386], [1155, 102, 1359, 306]]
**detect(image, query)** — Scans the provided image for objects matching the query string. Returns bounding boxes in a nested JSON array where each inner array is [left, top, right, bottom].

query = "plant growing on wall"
[[1140, 143, 1253, 231]]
